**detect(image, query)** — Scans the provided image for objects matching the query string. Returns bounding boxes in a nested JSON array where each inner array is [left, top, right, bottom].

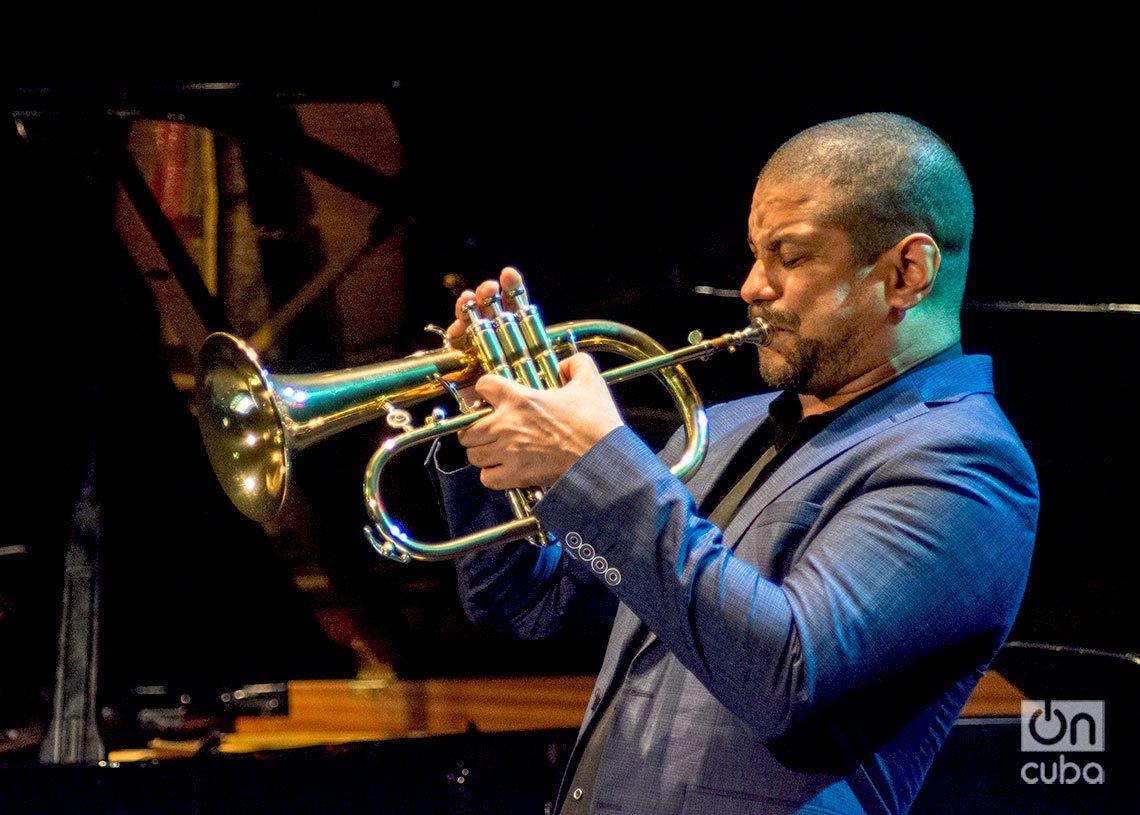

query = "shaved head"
[[759, 113, 974, 316]]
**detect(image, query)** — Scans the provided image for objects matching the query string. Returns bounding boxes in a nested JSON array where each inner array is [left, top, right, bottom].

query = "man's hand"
[[446, 267, 624, 489], [458, 352, 624, 490]]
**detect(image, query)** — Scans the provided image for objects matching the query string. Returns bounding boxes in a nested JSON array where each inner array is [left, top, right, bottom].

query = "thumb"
[[473, 372, 523, 406], [558, 352, 601, 382]]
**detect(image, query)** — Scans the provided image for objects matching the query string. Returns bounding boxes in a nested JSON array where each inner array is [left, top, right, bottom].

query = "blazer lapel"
[[720, 386, 929, 548]]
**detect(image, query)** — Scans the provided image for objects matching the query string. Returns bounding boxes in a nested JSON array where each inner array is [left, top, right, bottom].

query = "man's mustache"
[[749, 305, 799, 332]]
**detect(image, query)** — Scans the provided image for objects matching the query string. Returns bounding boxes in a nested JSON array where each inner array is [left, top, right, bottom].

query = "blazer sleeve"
[[531, 410, 1039, 741], [430, 441, 618, 640]]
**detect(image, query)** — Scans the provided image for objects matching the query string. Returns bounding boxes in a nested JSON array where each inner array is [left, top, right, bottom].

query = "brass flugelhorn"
[[194, 280, 769, 563]]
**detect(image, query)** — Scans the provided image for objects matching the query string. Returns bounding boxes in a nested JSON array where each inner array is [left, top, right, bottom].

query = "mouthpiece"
[[741, 317, 772, 347]]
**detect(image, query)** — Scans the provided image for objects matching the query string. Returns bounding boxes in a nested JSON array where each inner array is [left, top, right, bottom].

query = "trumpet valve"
[[481, 291, 505, 316]]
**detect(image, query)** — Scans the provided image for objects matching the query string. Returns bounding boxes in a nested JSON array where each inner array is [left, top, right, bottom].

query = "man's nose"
[[741, 258, 777, 303]]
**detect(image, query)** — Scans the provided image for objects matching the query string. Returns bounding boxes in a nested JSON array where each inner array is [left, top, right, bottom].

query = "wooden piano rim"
[[106, 669, 1026, 762]]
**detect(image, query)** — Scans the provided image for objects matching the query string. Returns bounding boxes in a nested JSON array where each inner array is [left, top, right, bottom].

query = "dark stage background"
[[4, 34, 1136, 811]]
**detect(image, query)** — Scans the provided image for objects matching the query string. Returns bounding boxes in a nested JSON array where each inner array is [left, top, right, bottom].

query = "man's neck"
[[797, 340, 961, 419]]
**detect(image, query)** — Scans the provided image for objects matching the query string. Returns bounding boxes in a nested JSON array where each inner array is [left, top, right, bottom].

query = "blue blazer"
[[443, 354, 1039, 814]]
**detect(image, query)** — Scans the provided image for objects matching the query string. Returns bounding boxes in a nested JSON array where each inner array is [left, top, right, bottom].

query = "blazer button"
[[572, 788, 584, 801]]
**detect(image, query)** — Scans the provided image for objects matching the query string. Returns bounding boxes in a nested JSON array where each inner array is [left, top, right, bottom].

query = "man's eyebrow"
[[768, 232, 811, 249], [749, 232, 812, 253]]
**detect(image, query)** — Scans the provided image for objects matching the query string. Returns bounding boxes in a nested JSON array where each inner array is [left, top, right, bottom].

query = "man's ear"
[[887, 233, 941, 312]]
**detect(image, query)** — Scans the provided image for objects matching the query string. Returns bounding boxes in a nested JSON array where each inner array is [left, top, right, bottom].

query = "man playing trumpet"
[[435, 112, 1039, 815]]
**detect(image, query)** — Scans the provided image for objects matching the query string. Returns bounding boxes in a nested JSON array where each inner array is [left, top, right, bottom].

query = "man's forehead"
[[751, 174, 832, 206], [748, 177, 835, 239]]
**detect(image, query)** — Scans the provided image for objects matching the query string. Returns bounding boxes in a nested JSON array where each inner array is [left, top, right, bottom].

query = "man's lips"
[[749, 308, 794, 333]]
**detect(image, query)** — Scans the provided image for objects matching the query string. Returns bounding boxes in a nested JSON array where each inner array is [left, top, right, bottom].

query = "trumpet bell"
[[195, 333, 289, 522]]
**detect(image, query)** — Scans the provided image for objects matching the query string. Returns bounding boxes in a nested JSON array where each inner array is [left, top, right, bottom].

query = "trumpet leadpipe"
[[602, 322, 771, 386]]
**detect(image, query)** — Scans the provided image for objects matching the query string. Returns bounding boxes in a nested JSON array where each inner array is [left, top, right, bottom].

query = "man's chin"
[[758, 360, 797, 391], [757, 344, 813, 392]]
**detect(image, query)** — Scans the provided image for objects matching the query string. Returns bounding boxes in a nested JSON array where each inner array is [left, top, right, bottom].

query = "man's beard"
[[751, 305, 858, 394], [758, 334, 825, 392]]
